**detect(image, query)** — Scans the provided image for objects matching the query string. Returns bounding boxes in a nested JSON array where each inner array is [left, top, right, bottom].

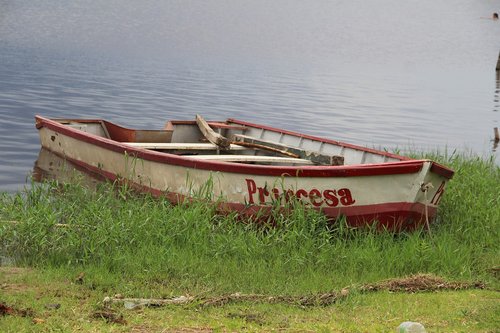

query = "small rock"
[[44, 303, 61, 310], [123, 301, 138, 310], [397, 321, 427, 333]]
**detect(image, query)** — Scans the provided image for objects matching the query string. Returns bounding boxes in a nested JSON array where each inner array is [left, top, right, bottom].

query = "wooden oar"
[[195, 114, 231, 149], [196, 114, 299, 158]]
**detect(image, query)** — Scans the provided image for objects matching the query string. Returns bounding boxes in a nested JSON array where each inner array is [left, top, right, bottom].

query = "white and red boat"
[[35, 115, 454, 231]]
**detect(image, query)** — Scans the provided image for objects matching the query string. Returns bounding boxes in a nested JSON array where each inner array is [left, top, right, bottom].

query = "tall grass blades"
[[0, 153, 498, 295]]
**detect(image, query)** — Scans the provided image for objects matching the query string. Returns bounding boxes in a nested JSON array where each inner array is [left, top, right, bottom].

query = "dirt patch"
[[360, 273, 485, 293], [92, 309, 127, 325], [0, 267, 36, 293], [131, 326, 213, 333], [104, 275, 485, 311], [0, 302, 35, 318], [0, 283, 31, 292], [0, 266, 32, 275], [130, 325, 156, 333], [199, 290, 349, 307], [105, 290, 349, 309]]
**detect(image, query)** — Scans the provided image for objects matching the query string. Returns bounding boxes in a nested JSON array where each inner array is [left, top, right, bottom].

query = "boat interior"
[[57, 115, 404, 166]]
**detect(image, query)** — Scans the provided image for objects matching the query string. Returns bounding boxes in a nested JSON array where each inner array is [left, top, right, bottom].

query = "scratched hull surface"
[[35, 116, 454, 231]]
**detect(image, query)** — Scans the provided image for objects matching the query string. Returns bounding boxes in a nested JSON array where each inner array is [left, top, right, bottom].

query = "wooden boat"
[[35, 115, 454, 231]]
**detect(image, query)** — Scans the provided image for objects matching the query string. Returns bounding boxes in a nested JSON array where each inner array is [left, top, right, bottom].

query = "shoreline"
[[1, 152, 499, 331]]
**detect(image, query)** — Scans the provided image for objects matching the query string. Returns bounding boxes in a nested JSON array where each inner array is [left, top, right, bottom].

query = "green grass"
[[0, 267, 498, 332], [0, 153, 499, 332], [1, 153, 499, 294]]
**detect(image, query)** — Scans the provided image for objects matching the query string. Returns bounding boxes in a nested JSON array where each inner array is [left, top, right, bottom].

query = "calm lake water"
[[1, 0, 499, 192]]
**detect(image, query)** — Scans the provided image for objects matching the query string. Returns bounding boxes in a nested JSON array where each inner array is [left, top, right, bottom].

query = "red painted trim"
[[221, 202, 437, 231], [35, 115, 452, 179], [221, 201, 436, 219], [430, 163, 454, 179]]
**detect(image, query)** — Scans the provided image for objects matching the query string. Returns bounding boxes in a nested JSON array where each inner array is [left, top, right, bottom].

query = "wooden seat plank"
[[121, 142, 246, 150], [182, 154, 314, 165]]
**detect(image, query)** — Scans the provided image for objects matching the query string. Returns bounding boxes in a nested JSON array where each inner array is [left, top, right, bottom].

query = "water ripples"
[[1, 0, 499, 192]]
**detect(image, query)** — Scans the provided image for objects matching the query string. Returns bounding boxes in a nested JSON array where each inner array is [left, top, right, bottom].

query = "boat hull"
[[36, 116, 453, 231]]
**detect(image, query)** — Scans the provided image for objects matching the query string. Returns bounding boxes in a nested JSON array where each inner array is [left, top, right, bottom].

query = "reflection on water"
[[33, 148, 104, 190]]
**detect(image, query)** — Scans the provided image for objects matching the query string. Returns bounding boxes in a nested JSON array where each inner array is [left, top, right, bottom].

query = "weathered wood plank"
[[232, 134, 344, 166], [232, 141, 300, 158], [121, 142, 246, 150], [195, 114, 231, 148], [182, 154, 314, 164], [205, 122, 247, 131]]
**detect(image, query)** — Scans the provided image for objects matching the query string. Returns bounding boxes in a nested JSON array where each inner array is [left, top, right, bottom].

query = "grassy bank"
[[1, 266, 498, 332], [1, 153, 499, 331]]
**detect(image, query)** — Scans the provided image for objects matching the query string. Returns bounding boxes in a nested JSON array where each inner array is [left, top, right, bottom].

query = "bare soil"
[[359, 273, 485, 293]]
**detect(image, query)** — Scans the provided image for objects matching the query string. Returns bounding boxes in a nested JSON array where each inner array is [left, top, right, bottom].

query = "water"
[[1, 0, 499, 192]]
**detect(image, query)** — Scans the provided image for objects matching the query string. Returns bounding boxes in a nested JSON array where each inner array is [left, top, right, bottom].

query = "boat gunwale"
[[227, 118, 410, 161], [35, 115, 454, 179]]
